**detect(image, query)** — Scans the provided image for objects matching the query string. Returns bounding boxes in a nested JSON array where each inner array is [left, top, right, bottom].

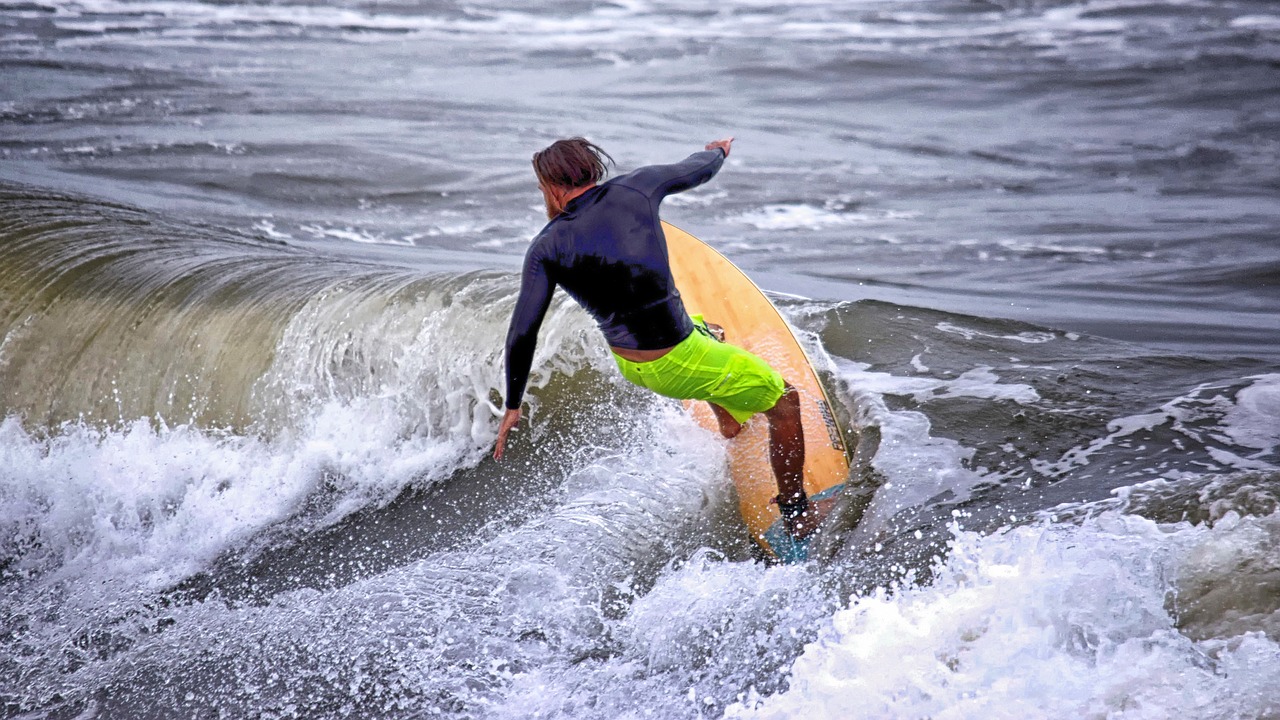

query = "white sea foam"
[[844, 362, 1041, 405], [997, 238, 1113, 258], [298, 223, 413, 246], [1036, 374, 1280, 479], [1232, 15, 1280, 30], [252, 218, 294, 241], [936, 321, 1059, 345], [662, 188, 728, 208], [736, 204, 915, 232], [3, 395, 740, 717], [1220, 374, 1280, 454], [1205, 446, 1275, 473], [727, 511, 1280, 719], [0, 401, 475, 605]]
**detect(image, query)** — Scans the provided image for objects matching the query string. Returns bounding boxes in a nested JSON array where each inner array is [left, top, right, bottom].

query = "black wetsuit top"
[[503, 148, 726, 410]]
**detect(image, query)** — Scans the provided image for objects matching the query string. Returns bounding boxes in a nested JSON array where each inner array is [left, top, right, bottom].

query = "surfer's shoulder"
[[526, 219, 569, 268], [597, 171, 649, 199]]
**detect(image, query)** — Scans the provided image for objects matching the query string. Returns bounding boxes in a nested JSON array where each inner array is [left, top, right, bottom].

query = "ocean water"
[[2, 0, 1279, 717]]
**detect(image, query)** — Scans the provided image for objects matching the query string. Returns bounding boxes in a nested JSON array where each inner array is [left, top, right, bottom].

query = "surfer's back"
[[525, 149, 725, 351]]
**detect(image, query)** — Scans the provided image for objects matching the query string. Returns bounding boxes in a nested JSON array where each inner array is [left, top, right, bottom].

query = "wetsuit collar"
[[560, 184, 599, 216]]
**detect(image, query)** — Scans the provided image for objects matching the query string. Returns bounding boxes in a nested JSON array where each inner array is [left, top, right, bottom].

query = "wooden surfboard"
[[663, 221, 852, 562]]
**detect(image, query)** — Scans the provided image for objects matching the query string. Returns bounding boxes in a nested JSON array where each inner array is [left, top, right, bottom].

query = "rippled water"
[[2, 0, 1279, 717]]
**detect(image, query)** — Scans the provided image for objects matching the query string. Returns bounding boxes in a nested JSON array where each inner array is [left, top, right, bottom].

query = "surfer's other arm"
[[496, 245, 553, 460]]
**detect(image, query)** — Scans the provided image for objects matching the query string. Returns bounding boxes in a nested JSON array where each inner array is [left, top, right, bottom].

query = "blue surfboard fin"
[[763, 522, 811, 563]]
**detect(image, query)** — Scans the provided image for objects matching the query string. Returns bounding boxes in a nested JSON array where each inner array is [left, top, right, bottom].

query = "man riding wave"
[[494, 137, 814, 540]]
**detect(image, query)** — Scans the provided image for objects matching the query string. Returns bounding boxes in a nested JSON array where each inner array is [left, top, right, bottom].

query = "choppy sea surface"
[[2, 0, 1279, 717]]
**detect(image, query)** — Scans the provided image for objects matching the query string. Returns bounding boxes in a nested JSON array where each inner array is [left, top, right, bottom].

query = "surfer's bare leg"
[[765, 383, 813, 539], [701, 320, 740, 438], [709, 403, 743, 439]]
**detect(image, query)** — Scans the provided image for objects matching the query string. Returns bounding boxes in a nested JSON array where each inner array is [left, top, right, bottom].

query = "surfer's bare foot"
[[709, 403, 743, 438]]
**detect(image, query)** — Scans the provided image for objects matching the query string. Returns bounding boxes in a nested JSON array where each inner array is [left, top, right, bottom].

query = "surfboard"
[[662, 221, 852, 563]]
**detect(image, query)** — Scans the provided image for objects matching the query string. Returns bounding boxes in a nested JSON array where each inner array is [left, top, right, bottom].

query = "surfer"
[[494, 137, 815, 540]]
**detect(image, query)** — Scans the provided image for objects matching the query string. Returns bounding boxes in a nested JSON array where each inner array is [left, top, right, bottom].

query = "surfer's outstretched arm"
[[616, 142, 729, 200]]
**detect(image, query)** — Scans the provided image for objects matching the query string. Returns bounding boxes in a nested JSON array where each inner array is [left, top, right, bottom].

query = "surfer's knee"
[[710, 402, 744, 439], [766, 383, 801, 419]]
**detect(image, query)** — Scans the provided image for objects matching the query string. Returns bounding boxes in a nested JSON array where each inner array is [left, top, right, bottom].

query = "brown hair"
[[532, 137, 614, 189]]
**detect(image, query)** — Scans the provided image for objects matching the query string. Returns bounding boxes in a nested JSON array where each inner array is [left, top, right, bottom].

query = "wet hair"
[[532, 137, 614, 189]]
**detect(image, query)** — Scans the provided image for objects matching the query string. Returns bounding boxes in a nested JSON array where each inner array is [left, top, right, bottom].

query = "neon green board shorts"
[[612, 316, 786, 424]]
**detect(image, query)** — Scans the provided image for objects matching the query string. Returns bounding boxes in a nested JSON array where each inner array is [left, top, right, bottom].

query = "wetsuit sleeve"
[[504, 243, 555, 410], [620, 149, 726, 199]]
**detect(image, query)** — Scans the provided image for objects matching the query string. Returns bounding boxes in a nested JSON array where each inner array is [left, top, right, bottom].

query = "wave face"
[[2, 188, 1278, 718], [0, 185, 522, 435]]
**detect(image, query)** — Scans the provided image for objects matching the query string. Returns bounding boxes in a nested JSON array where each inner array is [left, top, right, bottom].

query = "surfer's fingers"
[[705, 138, 733, 157], [494, 408, 522, 460], [494, 428, 515, 460]]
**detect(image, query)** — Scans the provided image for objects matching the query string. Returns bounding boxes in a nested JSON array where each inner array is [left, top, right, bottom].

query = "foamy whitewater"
[[2, 0, 1279, 717]]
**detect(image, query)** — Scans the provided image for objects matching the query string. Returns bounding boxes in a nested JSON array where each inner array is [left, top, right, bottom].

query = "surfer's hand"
[[706, 137, 733, 157], [494, 408, 521, 460], [705, 321, 725, 342]]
